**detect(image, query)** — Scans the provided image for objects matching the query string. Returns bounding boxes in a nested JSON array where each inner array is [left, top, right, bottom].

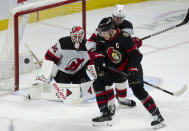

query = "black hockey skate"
[[151, 109, 166, 130], [92, 111, 112, 126], [109, 104, 116, 116], [116, 95, 136, 107]]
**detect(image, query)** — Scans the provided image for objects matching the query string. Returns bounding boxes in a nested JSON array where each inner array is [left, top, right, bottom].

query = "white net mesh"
[[0, 0, 83, 91], [0, 15, 15, 90]]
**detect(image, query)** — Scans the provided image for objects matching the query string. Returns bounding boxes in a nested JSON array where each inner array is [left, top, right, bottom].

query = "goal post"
[[0, 0, 86, 91]]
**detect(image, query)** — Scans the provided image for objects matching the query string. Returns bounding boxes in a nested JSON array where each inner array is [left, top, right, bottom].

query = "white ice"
[[0, 0, 189, 131]]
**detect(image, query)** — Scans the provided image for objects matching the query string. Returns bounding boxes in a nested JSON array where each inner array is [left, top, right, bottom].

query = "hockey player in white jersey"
[[45, 26, 91, 84]]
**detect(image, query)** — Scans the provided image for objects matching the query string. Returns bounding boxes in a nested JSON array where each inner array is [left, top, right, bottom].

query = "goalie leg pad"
[[80, 81, 95, 100]]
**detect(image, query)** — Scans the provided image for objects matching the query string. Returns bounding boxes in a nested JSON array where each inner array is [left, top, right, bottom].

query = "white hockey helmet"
[[70, 26, 84, 49], [112, 4, 126, 18]]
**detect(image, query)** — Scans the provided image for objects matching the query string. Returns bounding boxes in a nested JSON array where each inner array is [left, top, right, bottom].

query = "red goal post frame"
[[13, 0, 86, 91]]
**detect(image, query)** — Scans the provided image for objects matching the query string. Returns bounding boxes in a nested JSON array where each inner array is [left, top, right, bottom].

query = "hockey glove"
[[88, 50, 105, 79], [132, 37, 142, 48], [87, 64, 97, 79], [128, 67, 138, 81]]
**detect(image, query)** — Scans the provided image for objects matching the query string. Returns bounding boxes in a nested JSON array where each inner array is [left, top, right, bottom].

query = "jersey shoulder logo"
[[123, 32, 130, 37], [65, 58, 84, 72], [107, 47, 122, 64]]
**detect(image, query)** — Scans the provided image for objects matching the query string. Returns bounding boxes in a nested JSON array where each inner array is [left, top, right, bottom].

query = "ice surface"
[[0, 0, 189, 130]]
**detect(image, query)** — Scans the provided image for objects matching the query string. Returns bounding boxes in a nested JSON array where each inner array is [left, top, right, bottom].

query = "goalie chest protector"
[[57, 36, 89, 74]]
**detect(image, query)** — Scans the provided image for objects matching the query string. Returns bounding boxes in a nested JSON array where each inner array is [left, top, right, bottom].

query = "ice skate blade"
[[92, 121, 112, 127], [117, 100, 136, 108], [152, 122, 166, 130], [118, 104, 136, 108]]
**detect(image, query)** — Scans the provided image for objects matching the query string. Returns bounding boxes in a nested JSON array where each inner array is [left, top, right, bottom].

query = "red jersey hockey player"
[[90, 17, 165, 129], [86, 5, 143, 110]]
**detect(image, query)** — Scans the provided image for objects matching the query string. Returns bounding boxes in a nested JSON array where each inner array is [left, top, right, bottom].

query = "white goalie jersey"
[[45, 36, 90, 75]]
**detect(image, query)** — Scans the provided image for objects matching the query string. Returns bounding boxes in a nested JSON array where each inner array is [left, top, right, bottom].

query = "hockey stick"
[[106, 66, 187, 97], [141, 9, 189, 40], [142, 81, 187, 97], [24, 43, 42, 67]]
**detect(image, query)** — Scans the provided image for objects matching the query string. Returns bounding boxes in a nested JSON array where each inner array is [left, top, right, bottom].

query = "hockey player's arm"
[[86, 32, 98, 79], [87, 49, 105, 79], [92, 42, 106, 77], [88, 32, 105, 67], [121, 20, 142, 48], [124, 39, 142, 80], [125, 39, 143, 68], [121, 20, 134, 36], [86, 31, 105, 79], [86, 30, 99, 51], [87, 47, 105, 79], [45, 41, 61, 64]]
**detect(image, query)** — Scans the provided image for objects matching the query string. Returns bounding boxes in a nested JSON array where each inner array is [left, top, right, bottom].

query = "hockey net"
[[0, 0, 86, 91]]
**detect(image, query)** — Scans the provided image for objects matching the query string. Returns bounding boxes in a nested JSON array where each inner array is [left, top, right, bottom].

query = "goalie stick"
[[106, 66, 187, 97], [25, 43, 42, 67], [141, 8, 189, 40]]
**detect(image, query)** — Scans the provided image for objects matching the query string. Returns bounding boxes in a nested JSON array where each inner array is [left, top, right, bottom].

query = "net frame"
[[11, 0, 86, 91]]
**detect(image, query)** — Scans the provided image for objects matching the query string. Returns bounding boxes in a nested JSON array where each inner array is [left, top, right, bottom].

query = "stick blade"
[[183, 8, 189, 24], [173, 84, 188, 97]]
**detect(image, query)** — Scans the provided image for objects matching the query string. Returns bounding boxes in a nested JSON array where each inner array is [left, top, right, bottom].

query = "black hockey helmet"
[[98, 17, 115, 32]]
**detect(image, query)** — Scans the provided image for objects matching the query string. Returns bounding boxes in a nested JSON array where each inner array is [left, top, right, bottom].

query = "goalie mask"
[[70, 26, 84, 49]]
